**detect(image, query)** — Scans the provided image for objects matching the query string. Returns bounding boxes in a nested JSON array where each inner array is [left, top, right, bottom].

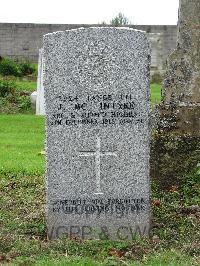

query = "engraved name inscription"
[[49, 92, 146, 127]]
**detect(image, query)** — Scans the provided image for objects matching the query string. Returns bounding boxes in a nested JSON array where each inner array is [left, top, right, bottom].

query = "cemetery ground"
[[0, 84, 199, 265]]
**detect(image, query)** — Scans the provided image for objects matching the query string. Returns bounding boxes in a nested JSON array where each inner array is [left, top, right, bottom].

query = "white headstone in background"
[[30, 91, 37, 111], [36, 49, 45, 115]]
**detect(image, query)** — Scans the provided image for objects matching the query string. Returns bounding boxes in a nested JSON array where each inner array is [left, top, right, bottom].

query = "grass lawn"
[[0, 115, 45, 175], [150, 83, 161, 104], [15, 79, 37, 92]]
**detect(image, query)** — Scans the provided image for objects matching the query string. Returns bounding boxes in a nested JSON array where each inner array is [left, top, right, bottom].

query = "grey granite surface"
[[43, 27, 151, 240], [162, 0, 200, 105]]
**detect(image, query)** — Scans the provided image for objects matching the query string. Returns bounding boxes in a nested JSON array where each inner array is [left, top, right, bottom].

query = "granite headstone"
[[43, 27, 151, 240]]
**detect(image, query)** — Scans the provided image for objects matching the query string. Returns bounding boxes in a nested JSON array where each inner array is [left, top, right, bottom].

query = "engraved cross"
[[78, 136, 117, 195]]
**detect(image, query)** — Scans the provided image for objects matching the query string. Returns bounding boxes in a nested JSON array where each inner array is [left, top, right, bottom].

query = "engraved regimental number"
[[78, 137, 117, 194]]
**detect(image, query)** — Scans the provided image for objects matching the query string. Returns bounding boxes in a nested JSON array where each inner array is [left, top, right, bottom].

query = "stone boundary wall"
[[0, 23, 177, 68]]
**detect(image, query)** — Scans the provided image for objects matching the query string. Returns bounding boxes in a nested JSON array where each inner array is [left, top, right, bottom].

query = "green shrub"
[[0, 79, 16, 97], [19, 62, 36, 76], [17, 95, 31, 111], [0, 96, 18, 113], [0, 57, 37, 77], [0, 78, 32, 113], [0, 58, 22, 77]]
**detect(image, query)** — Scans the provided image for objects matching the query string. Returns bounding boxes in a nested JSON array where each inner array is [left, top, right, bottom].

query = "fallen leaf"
[[108, 248, 124, 258], [152, 199, 161, 206], [151, 235, 161, 244], [169, 186, 178, 193], [0, 255, 6, 262]]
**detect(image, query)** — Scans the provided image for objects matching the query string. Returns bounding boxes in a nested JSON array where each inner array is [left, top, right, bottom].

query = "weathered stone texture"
[[162, 0, 200, 105], [153, 0, 200, 189]]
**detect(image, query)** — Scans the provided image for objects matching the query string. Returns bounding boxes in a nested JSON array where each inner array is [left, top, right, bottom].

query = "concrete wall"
[[0, 23, 177, 71]]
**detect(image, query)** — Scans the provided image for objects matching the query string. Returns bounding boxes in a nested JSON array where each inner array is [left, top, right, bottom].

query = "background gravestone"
[[162, 0, 200, 105], [151, 0, 200, 189], [36, 49, 45, 115], [43, 27, 151, 240], [148, 33, 163, 76]]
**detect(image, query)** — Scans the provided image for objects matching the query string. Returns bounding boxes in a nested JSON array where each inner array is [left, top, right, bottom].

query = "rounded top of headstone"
[[43, 26, 151, 96], [43, 26, 147, 39]]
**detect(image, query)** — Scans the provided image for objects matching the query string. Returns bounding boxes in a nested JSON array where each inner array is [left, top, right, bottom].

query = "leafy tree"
[[110, 13, 130, 26]]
